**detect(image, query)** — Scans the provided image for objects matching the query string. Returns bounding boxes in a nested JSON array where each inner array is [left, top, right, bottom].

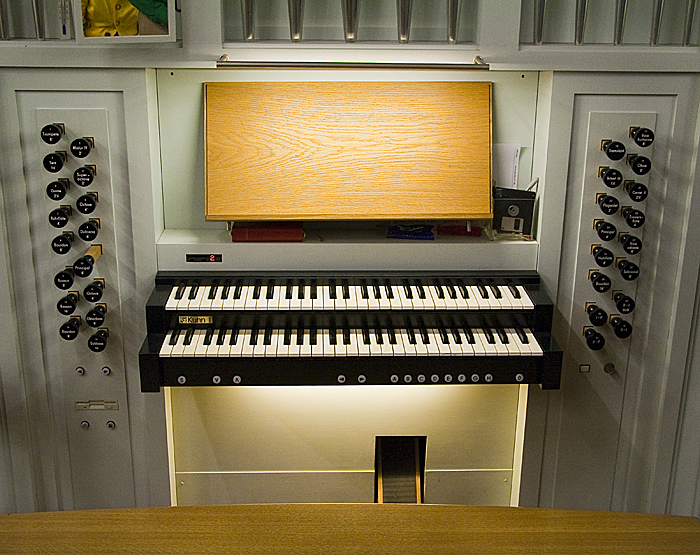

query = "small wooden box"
[[205, 81, 492, 221]]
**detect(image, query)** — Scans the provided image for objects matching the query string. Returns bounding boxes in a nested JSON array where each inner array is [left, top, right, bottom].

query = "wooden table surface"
[[1, 503, 699, 554]]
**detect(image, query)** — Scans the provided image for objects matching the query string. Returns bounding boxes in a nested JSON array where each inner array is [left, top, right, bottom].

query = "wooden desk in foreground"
[[1, 504, 699, 554]]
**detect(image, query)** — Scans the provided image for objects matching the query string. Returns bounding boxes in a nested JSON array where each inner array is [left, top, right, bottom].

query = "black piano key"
[[360, 280, 369, 299], [432, 279, 445, 299], [515, 326, 529, 344], [284, 320, 292, 346], [488, 282, 502, 299], [386, 317, 397, 344], [508, 282, 521, 299], [263, 322, 273, 345], [483, 327, 495, 344], [175, 282, 186, 300], [169, 327, 181, 345], [476, 280, 489, 299], [341, 279, 350, 299], [252, 279, 262, 300], [457, 279, 469, 299], [436, 320, 450, 344], [384, 279, 394, 299], [229, 325, 240, 345], [220, 281, 230, 300], [342, 326, 351, 345], [361, 320, 371, 345], [496, 327, 509, 344], [417, 316, 430, 344], [298, 279, 305, 299], [447, 317, 462, 344], [296, 320, 304, 345], [329, 327, 337, 345], [329, 279, 337, 300], [372, 279, 382, 299], [216, 327, 227, 346], [373, 318, 383, 344], [310, 279, 318, 300], [233, 280, 243, 299], [188, 283, 199, 300], [444, 279, 457, 299], [183, 327, 195, 345], [203, 327, 214, 346], [459, 317, 475, 344], [250, 324, 259, 345], [415, 279, 426, 299], [309, 321, 317, 345], [266, 279, 275, 299], [286, 279, 294, 299], [208, 280, 219, 300], [402, 279, 413, 299], [404, 315, 417, 344]]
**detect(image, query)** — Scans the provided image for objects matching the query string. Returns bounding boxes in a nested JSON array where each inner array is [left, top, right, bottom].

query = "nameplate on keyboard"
[[179, 315, 213, 325]]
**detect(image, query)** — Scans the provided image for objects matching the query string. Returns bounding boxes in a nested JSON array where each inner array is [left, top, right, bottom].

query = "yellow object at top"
[[81, 0, 138, 37]]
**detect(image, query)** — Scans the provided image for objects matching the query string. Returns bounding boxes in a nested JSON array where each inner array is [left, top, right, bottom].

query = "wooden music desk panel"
[[205, 81, 492, 221], [2, 504, 699, 554]]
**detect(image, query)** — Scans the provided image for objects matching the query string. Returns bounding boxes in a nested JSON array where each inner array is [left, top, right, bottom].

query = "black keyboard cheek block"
[[138, 272, 563, 392]]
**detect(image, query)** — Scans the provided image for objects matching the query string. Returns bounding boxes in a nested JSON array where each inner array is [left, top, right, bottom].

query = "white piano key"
[[253, 331, 267, 357], [165, 286, 180, 311], [289, 286, 303, 309], [215, 330, 232, 357], [430, 329, 452, 355], [198, 286, 214, 310], [355, 286, 370, 309], [345, 329, 359, 356], [310, 331, 324, 357], [231, 330, 247, 357], [301, 286, 314, 310], [457, 330, 475, 355], [457, 284, 479, 309], [398, 331, 416, 355], [321, 330, 335, 356], [255, 286, 269, 310], [499, 329, 521, 355], [441, 286, 459, 309], [367, 330, 382, 356], [287, 331, 302, 357], [222, 288, 236, 310], [277, 286, 292, 310], [389, 333, 405, 355], [243, 286, 257, 310], [392, 286, 411, 309], [490, 329, 510, 355], [517, 286, 535, 310], [159, 330, 176, 357], [276, 331, 290, 357], [366, 287, 380, 310], [176, 286, 194, 309], [170, 330, 187, 357], [182, 329, 202, 357], [421, 330, 440, 355], [464, 329, 484, 355], [380, 332, 394, 356], [413, 330, 429, 355], [241, 330, 255, 357], [468, 285, 490, 309], [322, 286, 335, 310], [524, 328, 543, 355], [506, 328, 528, 355], [345, 286, 359, 309], [475, 329, 499, 355], [428, 286, 447, 309], [233, 286, 248, 310], [210, 287, 225, 310], [445, 330, 463, 355], [300, 332, 312, 357], [333, 288, 347, 310], [333, 330, 347, 356], [267, 286, 282, 310], [376, 286, 391, 310], [195, 330, 210, 357], [415, 287, 433, 309], [356, 329, 371, 356], [206, 330, 222, 357]]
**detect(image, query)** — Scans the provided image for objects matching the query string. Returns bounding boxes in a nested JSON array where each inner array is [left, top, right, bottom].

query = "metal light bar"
[[0, 0, 7, 40], [684, 0, 697, 46], [32, 0, 44, 40], [534, 0, 546, 45], [397, 0, 412, 43], [613, 0, 627, 46], [650, 0, 664, 46], [241, 0, 254, 42], [575, 0, 588, 45], [288, 0, 304, 42], [341, 0, 359, 42], [447, 0, 460, 44], [216, 57, 490, 70]]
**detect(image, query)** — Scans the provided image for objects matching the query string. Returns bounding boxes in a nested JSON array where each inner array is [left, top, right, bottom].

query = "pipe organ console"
[[2, 0, 700, 519]]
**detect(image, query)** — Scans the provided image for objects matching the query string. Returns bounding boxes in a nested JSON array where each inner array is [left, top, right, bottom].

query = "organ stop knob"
[[602, 140, 626, 161], [56, 292, 79, 316], [590, 271, 612, 293], [614, 292, 635, 314], [595, 220, 617, 242], [76, 193, 98, 215], [78, 219, 99, 242], [40, 123, 65, 145], [59, 317, 81, 341], [600, 167, 623, 188], [51, 232, 74, 255], [54, 267, 75, 290], [628, 154, 651, 175], [84, 279, 105, 303], [70, 137, 93, 158], [587, 304, 608, 326], [597, 194, 620, 215], [48, 206, 71, 229], [630, 127, 654, 147], [46, 179, 69, 201], [585, 328, 605, 351], [73, 245, 102, 278], [43, 151, 67, 173], [611, 316, 633, 339], [622, 207, 645, 228], [624, 181, 648, 203], [85, 305, 107, 328], [617, 259, 640, 281], [74, 165, 96, 187], [619, 233, 642, 255], [88, 329, 109, 352], [592, 245, 614, 267]]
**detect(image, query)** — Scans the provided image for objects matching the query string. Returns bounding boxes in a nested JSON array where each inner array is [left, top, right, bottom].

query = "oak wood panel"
[[205, 81, 492, 221], [1, 504, 699, 554]]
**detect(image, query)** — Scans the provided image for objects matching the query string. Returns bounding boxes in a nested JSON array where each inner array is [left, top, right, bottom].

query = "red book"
[[231, 222, 305, 242]]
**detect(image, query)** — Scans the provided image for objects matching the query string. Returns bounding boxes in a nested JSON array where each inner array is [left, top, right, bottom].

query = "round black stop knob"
[[587, 304, 608, 326], [602, 140, 626, 161], [630, 127, 654, 148], [76, 194, 98, 215], [57, 292, 79, 316], [84, 280, 105, 303], [585, 328, 605, 351], [73, 255, 96, 278], [600, 167, 623, 188], [74, 166, 95, 187], [614, 292, 635, 314], [595, 220, 617, 242], [41, 123, 64, 145], [628, 155, 651, 176], [48, 206, 71, 228], [590, 271, 612, 293], [625, 181, 648, 203], [70, 137, 92, 158], [54, 268, 75, 290], [59, 318, 80, 341], [43, 152, 66, 173], [598, 194, 620, 215], [611, 316, 633, 339], [620, 234, 642, 255], [88, 329, 109, 352], [51, 233, 73, 255], [46, 180, 69, 201], [622, 207, 645, 228], [592, 246, 614, 267], [78, 220, 99, 242], [86, 305, 106, 328], [618, 259, 640, 281]]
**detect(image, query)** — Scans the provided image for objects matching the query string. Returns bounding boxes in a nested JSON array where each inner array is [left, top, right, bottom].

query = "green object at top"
[[129, 0, 168, 28]]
